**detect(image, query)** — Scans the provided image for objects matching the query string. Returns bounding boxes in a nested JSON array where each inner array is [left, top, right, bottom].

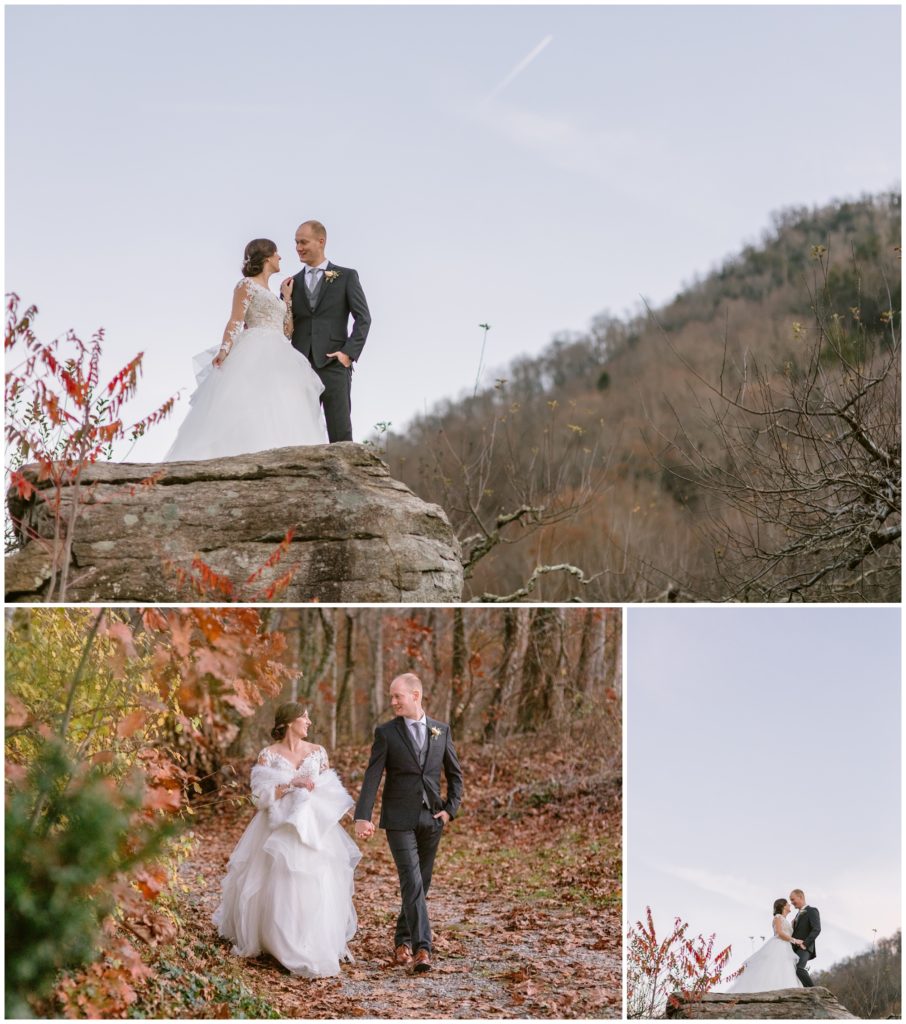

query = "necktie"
[[413, 721, 425, 750], [307, 267, 320, 298]]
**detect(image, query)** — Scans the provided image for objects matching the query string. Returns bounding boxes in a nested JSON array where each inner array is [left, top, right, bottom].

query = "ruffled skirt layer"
[[728, 936, 802, 993], [166, 326, 326, 461], [213, 772, 360, 977]]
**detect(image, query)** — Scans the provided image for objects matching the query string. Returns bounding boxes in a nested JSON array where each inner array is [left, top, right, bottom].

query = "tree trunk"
[[603, 607, 621, 696], [576, 608, 595, 694], [549, 607, 567, 724], [484, 608, 516, 742], [427, 608, 441, 706], [518, 606, 558, 731], [336, 610, 357, 743], [448, 607, 467, 733], [328, 610, 339, 750], [372, 611, 384, 729], [576, 608, 610, 708]]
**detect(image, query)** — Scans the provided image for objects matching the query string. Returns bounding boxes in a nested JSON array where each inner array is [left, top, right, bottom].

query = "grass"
[[127, 950, 282, 1020]]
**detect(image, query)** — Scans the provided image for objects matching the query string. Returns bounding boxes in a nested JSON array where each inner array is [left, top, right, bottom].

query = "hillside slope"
[[386, 192, 901, 601]]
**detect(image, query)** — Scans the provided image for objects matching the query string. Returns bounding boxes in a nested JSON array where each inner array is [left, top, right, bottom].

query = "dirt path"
[[175, 741, 622, 1019]]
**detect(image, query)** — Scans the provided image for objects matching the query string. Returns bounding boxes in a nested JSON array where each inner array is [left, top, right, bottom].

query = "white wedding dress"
[[727, 914, 802, 992], [166, 280, 326, 461], [213, 746, 361, 977]]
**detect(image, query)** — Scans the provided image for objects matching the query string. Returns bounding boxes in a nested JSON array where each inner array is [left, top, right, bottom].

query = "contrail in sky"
[[482, 34, 553, 103]]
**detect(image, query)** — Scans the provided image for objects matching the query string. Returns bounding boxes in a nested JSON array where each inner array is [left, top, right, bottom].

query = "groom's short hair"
[[791, 888, 805, 898], [300, 219, 327, 241], [394, 672, 422, 695]]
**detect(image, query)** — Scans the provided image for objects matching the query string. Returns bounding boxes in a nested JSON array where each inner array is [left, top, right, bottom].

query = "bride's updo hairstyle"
[[242, 238, 277, 277], [271, 701, 308, 741], [773, 898, 788, 915]]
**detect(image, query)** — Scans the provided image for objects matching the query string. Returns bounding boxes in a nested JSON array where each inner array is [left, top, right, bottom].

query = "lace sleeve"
[[283, 293, 294, 339], [319, 745, 329, 772], [215, 280, 252, 365]]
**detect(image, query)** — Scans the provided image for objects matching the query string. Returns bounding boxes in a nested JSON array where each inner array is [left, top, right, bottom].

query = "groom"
[[789, 888, 821, 987], [354, 673, 463, 974], [284, 220, 371, 442]]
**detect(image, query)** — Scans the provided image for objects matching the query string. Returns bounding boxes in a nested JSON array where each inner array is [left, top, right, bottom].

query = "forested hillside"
[[815, 930, 901, 1019], [385, 192, 901, 601]]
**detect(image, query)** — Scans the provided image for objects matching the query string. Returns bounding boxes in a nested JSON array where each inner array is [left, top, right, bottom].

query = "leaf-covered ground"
[[146, 736, 621, 1019]]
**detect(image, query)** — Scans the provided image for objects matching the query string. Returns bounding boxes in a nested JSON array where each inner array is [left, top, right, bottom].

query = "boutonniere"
[[323, 270, 341, 283], [429, 726, 441, 741]]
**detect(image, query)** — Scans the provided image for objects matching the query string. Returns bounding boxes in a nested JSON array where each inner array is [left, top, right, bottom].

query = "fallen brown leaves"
[[55, 931, 153, 1019]]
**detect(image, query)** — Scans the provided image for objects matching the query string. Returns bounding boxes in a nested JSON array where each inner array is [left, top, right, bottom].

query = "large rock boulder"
[[666, 986, 856, 1019], [6, 444, 463, 603]]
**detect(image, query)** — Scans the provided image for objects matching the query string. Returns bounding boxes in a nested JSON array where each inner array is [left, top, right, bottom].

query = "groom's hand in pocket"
[[433, 811, 450, 825], [326, 351, 352, 368]]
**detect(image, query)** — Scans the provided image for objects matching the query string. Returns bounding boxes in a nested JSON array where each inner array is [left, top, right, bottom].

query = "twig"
[[470, 563, 601, 603]]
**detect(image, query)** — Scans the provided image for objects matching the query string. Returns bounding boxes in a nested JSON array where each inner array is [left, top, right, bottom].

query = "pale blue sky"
[[627, 607, 901, 978], [5, 5, 901, 458]]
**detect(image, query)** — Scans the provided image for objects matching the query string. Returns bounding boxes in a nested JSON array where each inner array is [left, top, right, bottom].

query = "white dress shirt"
[[306, 258, 329, 291]]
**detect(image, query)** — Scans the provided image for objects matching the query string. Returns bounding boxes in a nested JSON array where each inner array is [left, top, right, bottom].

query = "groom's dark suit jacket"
[[290, 262, 371, 369], [792, 905, 821, 960], [354, 716, 463, 830]]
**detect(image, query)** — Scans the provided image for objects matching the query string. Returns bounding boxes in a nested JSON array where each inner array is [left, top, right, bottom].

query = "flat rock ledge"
[[666, 987, 856, 1020], [6, 444, 463, 603]]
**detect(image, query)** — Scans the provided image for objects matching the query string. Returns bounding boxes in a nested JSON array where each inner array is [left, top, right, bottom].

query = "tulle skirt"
[[213, 771, 361, 978], [728, 936, 802, 993], [165, 326, 326, 461]]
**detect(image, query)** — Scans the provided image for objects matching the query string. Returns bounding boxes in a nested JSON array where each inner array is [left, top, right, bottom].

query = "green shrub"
[[5, 739, 177, 1018]]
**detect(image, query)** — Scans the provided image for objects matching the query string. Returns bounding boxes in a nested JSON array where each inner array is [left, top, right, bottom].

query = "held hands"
[[353, 812, 447, 840], [355, 819, 375, 841], [327, 350, 352, 368]]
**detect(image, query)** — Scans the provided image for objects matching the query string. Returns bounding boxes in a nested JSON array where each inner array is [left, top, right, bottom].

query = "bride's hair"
[[271, 701, 308, 741], [242, 238, 277, 277], [773, 898, 788, 915]]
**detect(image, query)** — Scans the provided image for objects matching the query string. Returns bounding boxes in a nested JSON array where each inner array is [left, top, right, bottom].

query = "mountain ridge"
[[384, 191, 901, 601]]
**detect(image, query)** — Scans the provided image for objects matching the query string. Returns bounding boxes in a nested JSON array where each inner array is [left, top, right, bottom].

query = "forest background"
[[386, 194, 901, 602]]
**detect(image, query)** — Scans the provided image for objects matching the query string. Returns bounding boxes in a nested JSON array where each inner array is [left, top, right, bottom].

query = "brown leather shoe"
[[412, 948, 432, 973], [394, 944, 413, 966]]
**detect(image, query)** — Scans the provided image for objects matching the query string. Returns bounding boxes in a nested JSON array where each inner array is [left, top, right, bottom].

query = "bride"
[[165, 239, 326, 461], [213, 702, 361, 977], [727, 898, 803, 992]]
